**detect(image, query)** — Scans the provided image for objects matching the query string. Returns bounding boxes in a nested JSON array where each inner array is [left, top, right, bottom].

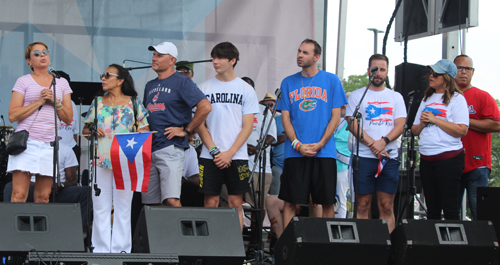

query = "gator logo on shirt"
[[422, 102, 447, 118], [299, 99, 317, 111], [365, 101, 393, 122]]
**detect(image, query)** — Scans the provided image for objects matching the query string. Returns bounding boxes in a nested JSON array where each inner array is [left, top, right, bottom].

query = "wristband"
[[291, 139, 302, 152], [57, 105, 64, 111], [382, 136, 390, 144], [56, 101, 63, 108], [210, 146, 221, 158]]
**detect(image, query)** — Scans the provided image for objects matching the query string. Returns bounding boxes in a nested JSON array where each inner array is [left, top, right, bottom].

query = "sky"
[[325, 0, 500, 100]]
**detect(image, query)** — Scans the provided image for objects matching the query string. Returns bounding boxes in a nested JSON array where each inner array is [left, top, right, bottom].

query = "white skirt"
[[7, 137, 54, 177]]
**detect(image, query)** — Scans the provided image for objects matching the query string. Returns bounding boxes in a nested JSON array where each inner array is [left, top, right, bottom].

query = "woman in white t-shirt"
[[412, 59, 469, 220]]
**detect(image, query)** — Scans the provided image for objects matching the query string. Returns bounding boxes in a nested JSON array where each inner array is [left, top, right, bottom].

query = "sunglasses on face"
[[32, 49, 49, 57], [100, 72, 119, 80], [428, 69, 443, 78], [177, 69, 192, 74]]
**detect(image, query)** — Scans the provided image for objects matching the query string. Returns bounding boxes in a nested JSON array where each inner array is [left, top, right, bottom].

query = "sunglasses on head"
[[428, 69, 443, 78], [32, 49, 49, 57], [100, 72, 119, 80], [177, 69, 192, 74]]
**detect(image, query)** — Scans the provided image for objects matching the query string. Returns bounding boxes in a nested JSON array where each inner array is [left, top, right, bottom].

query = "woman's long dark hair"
[[422, 73, 462, 106], [109, 64, 137, 97]]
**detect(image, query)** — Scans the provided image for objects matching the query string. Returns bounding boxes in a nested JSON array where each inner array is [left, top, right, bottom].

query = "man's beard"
[[371, 76, 386, 87]]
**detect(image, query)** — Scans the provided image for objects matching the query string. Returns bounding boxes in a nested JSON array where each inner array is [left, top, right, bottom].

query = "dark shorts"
[[278, 157, 337, 205], [198, 158, 251, 196], [353, 156, 400, 194]]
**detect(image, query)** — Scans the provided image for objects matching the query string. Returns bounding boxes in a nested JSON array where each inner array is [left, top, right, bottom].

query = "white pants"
[[92, 167, 134, 253], [336, 169, 349, 218]]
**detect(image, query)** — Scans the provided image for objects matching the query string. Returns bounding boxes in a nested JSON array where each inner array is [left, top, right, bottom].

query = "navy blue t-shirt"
[[143, 72, 206, 151]]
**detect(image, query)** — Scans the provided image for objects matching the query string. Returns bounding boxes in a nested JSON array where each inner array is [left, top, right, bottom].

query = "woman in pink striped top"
[[7, 41, 73, 203]]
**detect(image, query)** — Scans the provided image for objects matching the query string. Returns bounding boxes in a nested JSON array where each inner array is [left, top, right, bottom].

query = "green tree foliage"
[[490, 99, 500, 187], [342, 73, 369, 93], [490, 133, 500, 187]]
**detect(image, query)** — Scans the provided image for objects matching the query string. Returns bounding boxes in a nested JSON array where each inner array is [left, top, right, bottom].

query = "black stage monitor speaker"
[[133, 206, 245, 265], [0, 203, 84, 253], [478, 187, 500, 237], [390, 219, 498, 265], [478, 187, 500, 265], [274, 217, 391, 265], [395, 62, 428, 127]]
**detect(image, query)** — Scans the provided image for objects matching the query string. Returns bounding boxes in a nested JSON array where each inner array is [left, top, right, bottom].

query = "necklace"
[[108, 94, 124, 106], [301, 71, 317, 88]]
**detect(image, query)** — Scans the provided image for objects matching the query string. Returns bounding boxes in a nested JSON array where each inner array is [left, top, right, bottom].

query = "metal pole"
[[336, 0, 348, 80], [367, 28, 385, 54]]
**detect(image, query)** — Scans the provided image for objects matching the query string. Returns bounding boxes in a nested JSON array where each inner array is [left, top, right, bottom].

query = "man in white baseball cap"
[[142, 41, 212, 207], [148, 41, 178, 59]]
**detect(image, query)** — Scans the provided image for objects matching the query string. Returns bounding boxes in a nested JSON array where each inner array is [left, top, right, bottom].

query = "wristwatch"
[[382, 136, 390, 144], [183, 126, 193, 136]]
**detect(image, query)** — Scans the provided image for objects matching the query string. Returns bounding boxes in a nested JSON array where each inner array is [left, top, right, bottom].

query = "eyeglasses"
[[177, 69, 192, 74], [428, 69, 443, 78], [100, 72, 119, 80], [457, 66, 473, 72], [32, 49, 49, 57]]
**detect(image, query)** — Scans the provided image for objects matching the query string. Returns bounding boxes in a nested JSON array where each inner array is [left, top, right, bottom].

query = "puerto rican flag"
[[365, 101, 394, 122], [110, 132, 152, 192], [374, 154, 389, 178]]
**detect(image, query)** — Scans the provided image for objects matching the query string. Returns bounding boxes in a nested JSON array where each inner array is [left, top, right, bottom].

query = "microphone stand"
[[346, 68, 378, 218], [396, 91, 427, 223], [0, 116, 7, 184], [86, 95, 100, 252], [50, 75, 61, 203], [77, 97, 84, 185], [246, 89, 281, 265], [124, 59, 213, 71]]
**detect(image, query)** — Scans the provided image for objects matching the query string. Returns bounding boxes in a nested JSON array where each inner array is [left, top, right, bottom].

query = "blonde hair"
[[25, 42, 48, 71]]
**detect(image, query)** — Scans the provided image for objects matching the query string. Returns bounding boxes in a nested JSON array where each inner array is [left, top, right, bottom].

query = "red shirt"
[[461, 87, 500, 173]]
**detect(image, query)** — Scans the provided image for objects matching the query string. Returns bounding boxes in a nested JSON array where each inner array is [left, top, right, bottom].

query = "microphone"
[[48, 68, 61, 78], [275, 88, 282, 98], [94, 183, 101, 196], [370, 66, 379, 74]]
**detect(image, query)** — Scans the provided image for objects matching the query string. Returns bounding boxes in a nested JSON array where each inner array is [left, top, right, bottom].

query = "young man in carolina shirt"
[[345, 54, 406, 232], [142, 41, 211, 207], [196, 42, 259, 230], [277, 39, 347, 229], [454, 55, 500, 220]]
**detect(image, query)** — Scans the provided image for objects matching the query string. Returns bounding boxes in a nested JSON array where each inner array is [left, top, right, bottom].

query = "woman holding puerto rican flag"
[[83, 64, 149, 253]]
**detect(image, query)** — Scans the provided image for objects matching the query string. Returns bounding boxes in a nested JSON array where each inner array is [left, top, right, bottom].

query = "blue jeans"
[[459, 167, 489, 220]]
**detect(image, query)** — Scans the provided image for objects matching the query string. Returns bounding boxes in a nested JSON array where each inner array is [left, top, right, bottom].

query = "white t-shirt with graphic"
[[182, 145, 199, 179], [198, 77, 259, 160], [59, 101, 79, 148], [247, 104, 277, 174], [346, 87, 406, 159], [413, 92, 469, 156]]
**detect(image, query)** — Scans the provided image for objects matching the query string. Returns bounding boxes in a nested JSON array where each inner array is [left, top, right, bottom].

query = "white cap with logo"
[[148, 42, 178, 58]]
